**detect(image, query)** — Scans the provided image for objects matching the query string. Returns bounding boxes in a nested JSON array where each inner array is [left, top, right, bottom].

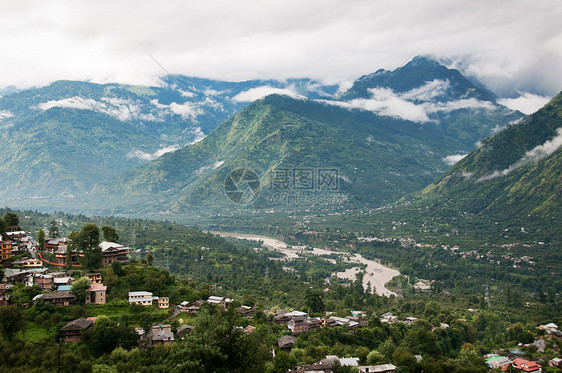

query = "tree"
[[392, 347, 417, 372], [354, 346, 370, 364], [79, 224, 100, 251], [37, 228, 45, 250], [76, 224, 101, 270], [82, 319, 138, 357], [424, 301, 441, 318], [305, 289, 325, 314], [3, 212, 19, 228], [272, 351, 297, 373], [367, 350, 386, 365], [102, 226, 119, 243], [111, 259, 124, 276], [36, 311, 50, 331], [82, 248, 102, 271], [65, 244, 73, 270], [48, 219, 60, 238], [167, 306, 269, 372], [0, 305, 26, 340], [7, 283, 41, 306], [147, 253, 154, 266], [401, 328, 442, 356], [71, 277, 91, 306], [0, 217, 5, 238]]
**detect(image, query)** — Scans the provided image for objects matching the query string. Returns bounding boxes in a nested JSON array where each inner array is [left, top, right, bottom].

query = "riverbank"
[[211, 231, 400, 297]]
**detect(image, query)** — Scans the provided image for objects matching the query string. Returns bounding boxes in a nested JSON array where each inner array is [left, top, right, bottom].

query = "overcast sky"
[[1, 0, 561, 101]]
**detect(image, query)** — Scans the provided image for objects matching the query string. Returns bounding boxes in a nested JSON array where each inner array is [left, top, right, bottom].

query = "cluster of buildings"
[[1, 234, 129, 307], [537, 323, 560, 336], [1, 228, 35, 264], [177, 296, 239, 315], [483, 325, 562, 372], [41, 238, 130, 267], [31, 272, 108, 306], [484, 355, 545, 372], [440, 244, 540, 269], [2, 267, 108, 306], [59, 319, 190, 345], [287, 355, 396, 373], [269, 310, 368, 335], [377, 312, 449, 329]]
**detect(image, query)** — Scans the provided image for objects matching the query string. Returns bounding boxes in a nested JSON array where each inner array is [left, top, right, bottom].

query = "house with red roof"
[[512, 358, 542, 372]]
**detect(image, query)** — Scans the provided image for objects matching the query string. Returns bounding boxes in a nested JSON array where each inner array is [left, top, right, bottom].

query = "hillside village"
[[1, 211, 561, 372]]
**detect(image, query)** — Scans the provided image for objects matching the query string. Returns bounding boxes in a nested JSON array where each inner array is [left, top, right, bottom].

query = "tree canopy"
[[71, 277, 91, 305], [102, 226, 119, 243]]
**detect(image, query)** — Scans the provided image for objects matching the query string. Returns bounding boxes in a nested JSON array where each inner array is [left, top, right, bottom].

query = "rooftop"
[[62, 318, 93, 330], [100, 241, 129, 252], [42, 291, 75, 300], [90, 283, 107, 291], [129, 291, 153, 297]]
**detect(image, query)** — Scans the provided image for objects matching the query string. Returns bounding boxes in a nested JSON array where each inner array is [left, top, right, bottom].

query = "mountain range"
[[0, 56, 529, 216], [92, 57, 522, 214], [0, 76, 338, 200]]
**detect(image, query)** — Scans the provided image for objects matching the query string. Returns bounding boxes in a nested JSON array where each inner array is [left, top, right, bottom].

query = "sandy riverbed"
[[211, 231, 400, 296]]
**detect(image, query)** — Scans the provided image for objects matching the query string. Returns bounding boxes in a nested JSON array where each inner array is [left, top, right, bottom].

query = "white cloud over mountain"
[[498, 92, 551, 115], [128, 145, 181, 161], [477, 128, 562, 182], [443, 154, 467, 165], [0, 0, 560, 98], [0, 110, 13, 120], [36, 96, 161, 122], [232, 86, 305, 102], [34, 95, 223, 122], [319, 80, 496, 123]]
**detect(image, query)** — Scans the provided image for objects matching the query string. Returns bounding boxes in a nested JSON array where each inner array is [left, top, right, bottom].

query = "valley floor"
[[211, 232, 400, 297]]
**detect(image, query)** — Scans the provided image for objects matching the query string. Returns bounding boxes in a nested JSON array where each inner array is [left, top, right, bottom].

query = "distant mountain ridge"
[[0, 56, 524, 214], [92, 57, 522, 214], [0, 76, 337, 200], [401, 91, 562, 237], [338, 56, 496, 102]]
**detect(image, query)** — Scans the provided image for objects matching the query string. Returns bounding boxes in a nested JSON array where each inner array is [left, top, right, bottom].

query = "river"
[[212, 232, 400, 297]]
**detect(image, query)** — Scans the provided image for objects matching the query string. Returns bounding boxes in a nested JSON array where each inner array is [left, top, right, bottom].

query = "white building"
[[129, 291, 153, 306]]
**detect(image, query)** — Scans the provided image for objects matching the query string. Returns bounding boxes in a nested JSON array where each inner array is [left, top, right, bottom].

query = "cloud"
[[424, 98, 495, 113], [35, 96, 164, 122], [193, 160, 232, 177], [168, 102, 204, 120], [204, 88, 228, 96], [178, 89, 196, 98], [188, 127, 206, 144], [232, 86, 305, 102], [150, 97, 222, 120], [319, 82, 496, 122], [400, 79, 451, 101], [498, 92, 551, 114], [0, 110, 13, 120], [443, 154, 467, 165], [1, 0, 561, 98], [38, 96, 100, 111], [323, 87, 431, 122], [477, 127, 562, 182], [36, 94, 226, 123], [128, 144, 181, 161]]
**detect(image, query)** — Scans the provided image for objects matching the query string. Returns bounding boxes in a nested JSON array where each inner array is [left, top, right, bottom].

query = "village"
[[1, 215, 561, 373]]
